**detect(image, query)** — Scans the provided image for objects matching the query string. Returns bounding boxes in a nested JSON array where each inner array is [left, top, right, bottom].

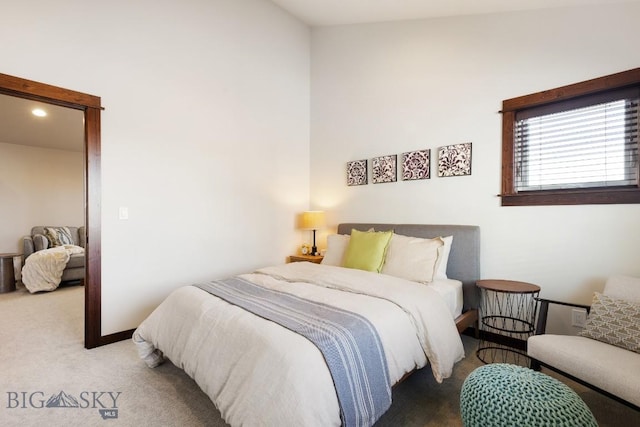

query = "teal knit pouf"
[[460, 364, 598, 427]]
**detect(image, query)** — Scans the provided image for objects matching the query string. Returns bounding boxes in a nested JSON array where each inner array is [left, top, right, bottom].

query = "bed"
[[133, 223, 480, 426]]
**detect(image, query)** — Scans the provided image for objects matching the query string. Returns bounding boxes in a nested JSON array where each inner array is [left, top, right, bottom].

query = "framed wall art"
[[438, 143, 472, 177], [402, 149, 430, 180], [372, 155, 397, 184], [346, 159, 368, 186]]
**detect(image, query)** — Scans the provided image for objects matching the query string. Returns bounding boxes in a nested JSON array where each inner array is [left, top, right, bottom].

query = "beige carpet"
[[1, 284, 638, 426]]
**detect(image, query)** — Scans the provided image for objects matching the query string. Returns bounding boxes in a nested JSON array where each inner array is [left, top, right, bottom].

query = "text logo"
[[7, 390, 121, 420]]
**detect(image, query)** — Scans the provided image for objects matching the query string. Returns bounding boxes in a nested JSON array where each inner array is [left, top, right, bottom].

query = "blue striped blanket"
[[194, 277, 391, 427]]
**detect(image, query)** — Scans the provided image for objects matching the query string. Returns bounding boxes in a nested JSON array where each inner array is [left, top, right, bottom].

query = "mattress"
[[429, 278, 463, 318]]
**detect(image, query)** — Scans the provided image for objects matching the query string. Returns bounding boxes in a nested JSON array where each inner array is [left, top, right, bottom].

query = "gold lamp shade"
[[299, 211, 325, 255], [300, 211, 326, 230]]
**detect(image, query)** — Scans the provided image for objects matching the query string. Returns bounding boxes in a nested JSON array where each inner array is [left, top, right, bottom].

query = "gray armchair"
[[23, 226, 85, 283]]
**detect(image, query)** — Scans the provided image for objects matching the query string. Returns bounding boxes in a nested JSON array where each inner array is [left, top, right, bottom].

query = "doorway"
[[0, 73, 103, 348]]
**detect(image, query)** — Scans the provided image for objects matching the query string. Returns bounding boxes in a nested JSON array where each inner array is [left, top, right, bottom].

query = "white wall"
[[1, 0, 310, 334], [4, 1, 638, 337], [310, 4, 640, 331], [0, 143, 84, 252]]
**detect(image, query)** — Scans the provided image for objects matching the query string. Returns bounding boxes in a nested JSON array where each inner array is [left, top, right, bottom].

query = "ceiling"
[[0, 93, 84, 152], [270, 0, 638, 26]]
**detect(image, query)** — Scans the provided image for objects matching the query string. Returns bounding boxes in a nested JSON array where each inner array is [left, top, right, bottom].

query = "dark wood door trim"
[[84, 106, 102, 348], [0, 73, 104, 348], [0, 73, 102, 109]]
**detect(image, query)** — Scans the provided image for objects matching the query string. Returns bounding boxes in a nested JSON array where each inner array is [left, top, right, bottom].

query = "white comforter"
[[21, 245, 84, 293], [133, 262, 465, 427]]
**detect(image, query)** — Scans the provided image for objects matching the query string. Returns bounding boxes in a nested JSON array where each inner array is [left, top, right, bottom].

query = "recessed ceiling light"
[[32, 108, 47, 117]]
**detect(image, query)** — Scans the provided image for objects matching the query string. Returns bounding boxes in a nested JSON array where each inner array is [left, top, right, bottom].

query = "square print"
[[347, 159, 368, 186], [372, 155, 397, 184], [438, 143, 472, 177], [402, 149, 430, 180]]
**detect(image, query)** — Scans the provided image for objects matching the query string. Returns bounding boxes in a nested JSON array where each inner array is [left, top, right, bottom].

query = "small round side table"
[[476, 279, 540, 367], [0, 253, 21, 293]]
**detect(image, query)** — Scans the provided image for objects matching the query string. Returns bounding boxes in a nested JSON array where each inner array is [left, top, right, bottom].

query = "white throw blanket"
[[22, 245, 84, 293], [133, 262, 465, 427]]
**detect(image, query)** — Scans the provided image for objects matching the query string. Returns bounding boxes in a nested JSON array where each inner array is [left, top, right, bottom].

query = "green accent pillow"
[[342, 229, 393, 273]]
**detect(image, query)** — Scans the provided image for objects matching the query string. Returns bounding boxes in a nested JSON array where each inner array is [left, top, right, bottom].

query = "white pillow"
[[320, 234, 350, 266], [434, 235, 453, 279], [381, 233, 443, 283]]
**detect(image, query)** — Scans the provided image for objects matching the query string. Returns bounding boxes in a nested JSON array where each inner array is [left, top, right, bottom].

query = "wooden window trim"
[[501, 68, 640, 206]]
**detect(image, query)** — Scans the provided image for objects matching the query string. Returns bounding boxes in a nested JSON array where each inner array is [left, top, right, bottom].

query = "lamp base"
[[312, 229, 318, 255]]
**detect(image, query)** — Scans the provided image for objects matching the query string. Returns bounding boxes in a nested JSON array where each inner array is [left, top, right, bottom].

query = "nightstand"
[[288, 254, 324, 264]]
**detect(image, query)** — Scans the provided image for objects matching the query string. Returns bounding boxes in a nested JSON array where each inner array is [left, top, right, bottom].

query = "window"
[[501, 68, 640, 206]]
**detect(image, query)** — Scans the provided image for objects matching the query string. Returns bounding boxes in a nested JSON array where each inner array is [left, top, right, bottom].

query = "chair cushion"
[[579, 292, 640, 354], [31, 226, 83, 248], [604, 275, 640, 302], [528, 334, 640, 407], [44, 226, 74, 247], [65, 253, 85, 269], [32, 234, 48, 252]]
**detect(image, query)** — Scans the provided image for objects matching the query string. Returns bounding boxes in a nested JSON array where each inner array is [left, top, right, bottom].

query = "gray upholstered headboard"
[[336, 223, 481, 311]]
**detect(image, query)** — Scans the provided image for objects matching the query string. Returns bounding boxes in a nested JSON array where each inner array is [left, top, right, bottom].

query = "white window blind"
[[514, 88, 639, 192]]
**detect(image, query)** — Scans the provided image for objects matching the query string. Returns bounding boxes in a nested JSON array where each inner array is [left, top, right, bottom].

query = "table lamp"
[[300, 211, 325, 256]]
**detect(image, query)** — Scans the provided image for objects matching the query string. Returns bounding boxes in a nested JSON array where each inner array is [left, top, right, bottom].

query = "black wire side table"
[[476, 279, 540, 367]]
